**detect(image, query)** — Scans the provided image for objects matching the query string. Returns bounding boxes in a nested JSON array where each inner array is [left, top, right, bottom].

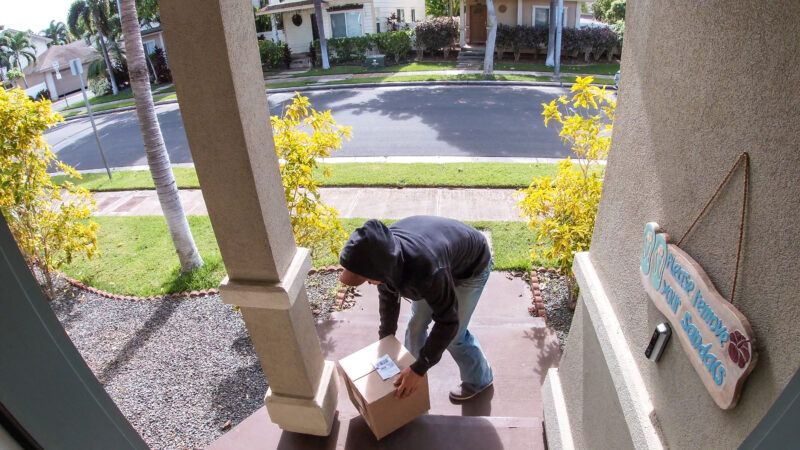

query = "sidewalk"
[[92, 187, 524, 221], [265, 68, 615, 85]]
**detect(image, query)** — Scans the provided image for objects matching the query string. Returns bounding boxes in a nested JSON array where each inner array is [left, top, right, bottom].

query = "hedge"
[[258, 39, 291, 69], [312, 31, 412, 66], [496, 25, 621, 62], [413, 17, 459, 58]]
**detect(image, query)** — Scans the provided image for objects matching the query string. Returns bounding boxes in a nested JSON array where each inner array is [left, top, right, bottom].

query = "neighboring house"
[[141, 23, 168, 57], [21, 40, 100, 100], [461, 0, 586, 44], [2, 29, 51, 71], [257, 0, 426, 55]]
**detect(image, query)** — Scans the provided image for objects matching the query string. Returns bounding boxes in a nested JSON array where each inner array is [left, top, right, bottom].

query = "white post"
[[546, 0, 556, 66], [517, 0, 523, 25], [460, 0, 467, 47], [554, 0, 563, 77]]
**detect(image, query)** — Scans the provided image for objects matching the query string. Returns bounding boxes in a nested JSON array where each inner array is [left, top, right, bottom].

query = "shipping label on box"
[[337, 336, 430, 439]]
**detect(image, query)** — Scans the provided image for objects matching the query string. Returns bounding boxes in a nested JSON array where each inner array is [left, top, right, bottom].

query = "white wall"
[[282, 10, 315, 53]]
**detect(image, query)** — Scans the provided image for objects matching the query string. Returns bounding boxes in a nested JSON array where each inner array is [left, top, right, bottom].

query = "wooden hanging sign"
[[640, 222, 757, 409]]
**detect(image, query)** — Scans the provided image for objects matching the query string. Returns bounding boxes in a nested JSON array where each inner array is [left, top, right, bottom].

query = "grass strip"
[[62, 85, 176, 111], [495, 62, 619, 76], [61, 216, 542, 296], [52, 163, 561, 191]]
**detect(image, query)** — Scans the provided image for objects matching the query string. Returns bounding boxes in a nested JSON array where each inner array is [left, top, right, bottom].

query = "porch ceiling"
[[257, 0, 327, 15]]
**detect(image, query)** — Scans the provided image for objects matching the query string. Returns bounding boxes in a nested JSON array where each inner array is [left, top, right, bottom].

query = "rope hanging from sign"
[[677, 152, 750, 304]]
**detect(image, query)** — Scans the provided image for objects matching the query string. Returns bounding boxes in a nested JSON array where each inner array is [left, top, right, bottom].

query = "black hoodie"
[[339, 216, 491, 375]]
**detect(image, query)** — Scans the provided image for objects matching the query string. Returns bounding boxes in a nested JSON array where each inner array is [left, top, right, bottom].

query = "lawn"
[[59, 92, 178, 119], [62, 84, 176, 111], [52, 162, 563, 191], [267, 73, 553, 89], [495, 62, 619, 76], [60, 216, 541, 296], [291, 61, 458, 78]]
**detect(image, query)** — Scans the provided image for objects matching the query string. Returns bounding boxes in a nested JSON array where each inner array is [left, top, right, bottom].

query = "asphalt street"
[[46, 85, 572, 171]]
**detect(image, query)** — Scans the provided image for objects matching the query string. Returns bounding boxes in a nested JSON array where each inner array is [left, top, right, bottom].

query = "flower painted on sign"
[[728, 330, 752, 369]]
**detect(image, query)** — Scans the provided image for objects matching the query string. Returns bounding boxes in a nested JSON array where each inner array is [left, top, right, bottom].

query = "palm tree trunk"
[[96, 31, 120, 95], [483, 0, 497, 75], [120, 0, 203, 272], [313, 0, 330, 69], [16, 58, 29, 88]]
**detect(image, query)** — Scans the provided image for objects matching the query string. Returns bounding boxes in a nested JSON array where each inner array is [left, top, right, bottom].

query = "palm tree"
[[41, 21, 71, 46], [119, 0, 203, 273], [1, 31, 37, 88], [68, 0, 120, 94], [483, 0, 497, 75]]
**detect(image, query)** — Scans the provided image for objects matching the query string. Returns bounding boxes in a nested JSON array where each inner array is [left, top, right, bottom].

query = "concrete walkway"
[[92, 187, 524, 221]]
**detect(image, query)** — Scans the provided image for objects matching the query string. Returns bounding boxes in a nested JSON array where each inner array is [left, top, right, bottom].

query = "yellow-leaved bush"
[[0, 88, 97, 295], [271, 93, 352, 259], [519, 76, 614, 288]]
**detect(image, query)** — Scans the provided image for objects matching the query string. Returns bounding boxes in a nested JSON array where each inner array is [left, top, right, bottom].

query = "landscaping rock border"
[[528, 267, 561, 324]]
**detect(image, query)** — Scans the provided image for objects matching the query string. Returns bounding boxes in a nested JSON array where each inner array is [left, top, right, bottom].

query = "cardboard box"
[[337, 336, 430, 439]]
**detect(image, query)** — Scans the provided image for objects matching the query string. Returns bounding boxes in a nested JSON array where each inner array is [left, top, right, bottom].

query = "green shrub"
[[372, 30, 412, 64], [88, 77, 111, 96], [259, 39, 291, 69], [149, 47, 173, 83], [327, 35, 373, 63], [497, 25, 548, 61], [414, 17, 459, 58]]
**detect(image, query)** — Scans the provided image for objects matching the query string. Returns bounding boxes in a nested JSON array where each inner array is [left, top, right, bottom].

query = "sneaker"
[[448, 381, 493, 402]]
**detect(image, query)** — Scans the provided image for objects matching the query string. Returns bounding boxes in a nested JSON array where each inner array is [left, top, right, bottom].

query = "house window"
[[144, 40, 157, 56], [396, 8, 405, 21], [533, 6, 568, 28], [331, 11, 363, 38], [533, 7, 549, 27], [411, 8, 416, 21]]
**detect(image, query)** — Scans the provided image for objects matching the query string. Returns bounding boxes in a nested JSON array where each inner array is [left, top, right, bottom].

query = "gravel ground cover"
[[536, 272, 574, 348], [49, 271, 347, 449]]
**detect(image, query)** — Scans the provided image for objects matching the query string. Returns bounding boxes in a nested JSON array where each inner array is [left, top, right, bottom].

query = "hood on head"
[[339, 219, 402, 283]]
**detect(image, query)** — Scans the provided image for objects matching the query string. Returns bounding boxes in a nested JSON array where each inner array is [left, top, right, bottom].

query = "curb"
[[61, 265, 346, 302], [528, 266, 561, 324], [265, 80, 569, 94]]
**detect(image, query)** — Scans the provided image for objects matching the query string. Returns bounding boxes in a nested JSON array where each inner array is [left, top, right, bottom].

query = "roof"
[[141, 25, 162, 36], [2, 28, 51, 44], [258, 0, 328, 14], [23, 40, 100, 75]]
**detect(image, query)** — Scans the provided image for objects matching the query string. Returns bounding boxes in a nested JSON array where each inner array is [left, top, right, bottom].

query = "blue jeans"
[[405, 259, 494, 391]]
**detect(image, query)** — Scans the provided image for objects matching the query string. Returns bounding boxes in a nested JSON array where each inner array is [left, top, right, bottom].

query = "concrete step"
[[210, 413, 545, 449]]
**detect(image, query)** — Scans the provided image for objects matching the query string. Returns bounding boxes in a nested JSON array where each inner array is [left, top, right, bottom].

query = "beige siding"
[[521, 0, 578, 27]]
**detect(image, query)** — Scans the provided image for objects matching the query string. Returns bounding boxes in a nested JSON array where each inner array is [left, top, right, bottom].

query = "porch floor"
[[208, 273, 560, 449]]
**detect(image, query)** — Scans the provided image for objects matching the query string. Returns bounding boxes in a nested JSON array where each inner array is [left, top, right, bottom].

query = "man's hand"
[[394, 367, 423, 399]]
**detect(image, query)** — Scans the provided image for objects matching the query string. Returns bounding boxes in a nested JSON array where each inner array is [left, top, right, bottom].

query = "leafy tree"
[[0, 87, 97, 295], [426, 0, 460, 17], [41, 21, 72, 46], [0, 31, 37, 88], [519, 76, 615, 303], [68, 0, 120, 94], [271, 94, 351, 259], [593, 0, 625, 24], [119, 0, 204, 273]]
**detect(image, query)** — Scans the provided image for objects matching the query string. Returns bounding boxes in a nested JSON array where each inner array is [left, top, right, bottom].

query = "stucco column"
[[44, 71, 59, 100], [517, 0, 523, 25], [159, 0, 337, 437], [460, 0, 467, 47]]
